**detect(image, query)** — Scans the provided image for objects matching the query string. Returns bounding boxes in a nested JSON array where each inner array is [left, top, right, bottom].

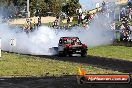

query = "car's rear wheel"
[[63, 51, 67, 56], [59, 51, 66, 57]]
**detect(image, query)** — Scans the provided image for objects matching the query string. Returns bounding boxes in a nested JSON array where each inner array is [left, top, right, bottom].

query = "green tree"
[[67, 0, 80, 16], [62, 0, 80, 16], [0, 0, 81, 17], [44, 0, 52, 12], [49, 0, 61, 15], [0, 0, 7, 7], [38, 0, 47, 16], [30, 0, 37, 16]]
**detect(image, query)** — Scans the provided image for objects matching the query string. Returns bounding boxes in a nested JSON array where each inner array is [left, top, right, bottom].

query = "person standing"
[[81, 13, 85, 24], [67, 16, 70, 27], [129, 8, 132, 20], [37, 16, 41, 26], [78, 13, 82, 24]]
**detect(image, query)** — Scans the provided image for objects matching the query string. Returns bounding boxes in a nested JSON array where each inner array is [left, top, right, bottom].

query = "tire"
[[69, 52, 72, 57], [59, 51, 66, 57], [63, 51, 67, 57], [58, 52, 63, 57], [81, 51, 87, 57]]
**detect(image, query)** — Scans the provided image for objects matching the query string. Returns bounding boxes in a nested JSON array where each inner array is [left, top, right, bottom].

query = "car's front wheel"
[[69, 52, 72, 57], [81, 51, 87, 57]]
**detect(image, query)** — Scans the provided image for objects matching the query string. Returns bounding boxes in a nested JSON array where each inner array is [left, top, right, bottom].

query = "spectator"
[[78, 13, 82, 24], [78, 6, 82, 14], [67, 16, 70, 27], [84, 12, 91, 22], [81, 13, 85, 21], [102, 1, 106, 12], [102, 1, 106, 7], [129, 8, 132, 20], [90, 13, 95, 19], [83, 21, 89, 28], [37, 16, 41, 27], [52, 16, 60, 28], [120, 8, 126, 20]]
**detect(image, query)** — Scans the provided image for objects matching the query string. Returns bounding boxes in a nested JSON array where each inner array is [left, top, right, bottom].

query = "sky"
[[79, 0, 104, 10]]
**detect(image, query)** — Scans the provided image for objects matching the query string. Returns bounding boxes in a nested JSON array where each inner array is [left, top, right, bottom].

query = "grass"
[[0, 45, 131, 77], [0, 51, 121, 77], [89, 45, 132, 61]]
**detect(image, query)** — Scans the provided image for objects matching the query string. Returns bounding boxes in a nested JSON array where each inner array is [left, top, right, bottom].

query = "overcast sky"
[[79, 0, 104, 10]]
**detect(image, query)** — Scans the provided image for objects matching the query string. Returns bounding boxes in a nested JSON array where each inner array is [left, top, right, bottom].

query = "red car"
[[58, 37, 88, 57]]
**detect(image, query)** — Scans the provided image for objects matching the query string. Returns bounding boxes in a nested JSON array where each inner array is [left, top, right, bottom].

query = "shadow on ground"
[[0, 75, 131, 88], [35, 55, 132, 73]]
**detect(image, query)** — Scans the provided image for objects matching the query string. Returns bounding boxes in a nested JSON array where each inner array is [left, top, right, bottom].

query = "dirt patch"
[[8, 16, 74, 25], [9, 16, 56, 25]]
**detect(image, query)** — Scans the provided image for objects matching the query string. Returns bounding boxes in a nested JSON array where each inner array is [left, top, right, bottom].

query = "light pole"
[[27, 0, 30, 18]]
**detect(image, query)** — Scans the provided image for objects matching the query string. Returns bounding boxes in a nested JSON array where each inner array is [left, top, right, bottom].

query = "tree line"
[[0, 0, 81, 17]]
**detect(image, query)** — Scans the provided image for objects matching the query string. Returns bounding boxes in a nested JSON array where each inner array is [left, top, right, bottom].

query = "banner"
[[77, 74, 131, 84]]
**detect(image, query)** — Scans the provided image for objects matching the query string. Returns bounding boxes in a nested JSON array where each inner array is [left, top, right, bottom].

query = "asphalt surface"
[[0, 76, 131, 88], [36, 55, 132, 73]]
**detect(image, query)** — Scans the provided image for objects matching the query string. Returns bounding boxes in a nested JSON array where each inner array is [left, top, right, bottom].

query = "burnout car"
[[58, 37, 88, 57]]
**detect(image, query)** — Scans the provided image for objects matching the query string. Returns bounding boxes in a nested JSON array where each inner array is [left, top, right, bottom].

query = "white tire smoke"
[[0, 14, 115, 55]]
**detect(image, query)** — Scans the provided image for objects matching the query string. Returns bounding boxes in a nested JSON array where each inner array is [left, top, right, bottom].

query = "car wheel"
[[81, 52, 87, 57], [59, 51, 66, 57], [63, 51, 67, 57], [58, 52, 63, 57], [69, 52, 72, 57]]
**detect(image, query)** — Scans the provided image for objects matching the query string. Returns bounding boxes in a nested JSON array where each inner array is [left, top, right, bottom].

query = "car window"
[[64, 39, 72, 44], [71, 38, 81, 45]]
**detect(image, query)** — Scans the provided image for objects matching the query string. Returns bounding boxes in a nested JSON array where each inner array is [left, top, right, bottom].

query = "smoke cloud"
[[0, 12, 115, 55]]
